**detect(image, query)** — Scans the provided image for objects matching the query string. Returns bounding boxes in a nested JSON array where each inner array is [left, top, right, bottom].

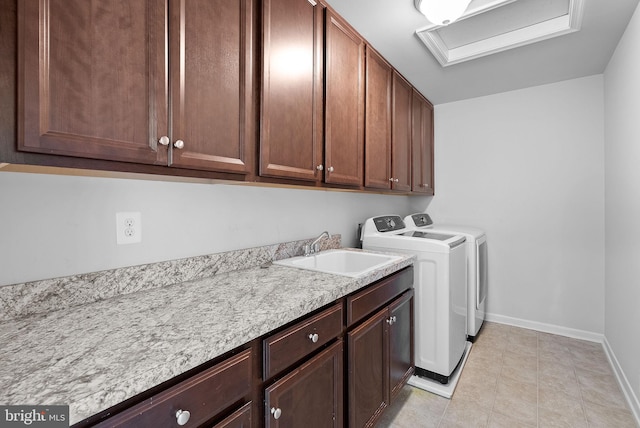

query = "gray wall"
[[428, 75, 606, 337], [0, 172, 427, 285], [604, 0, 640, 418]]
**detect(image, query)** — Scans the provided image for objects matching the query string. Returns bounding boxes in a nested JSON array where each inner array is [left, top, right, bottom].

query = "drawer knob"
[[271, 407, 282, 419], [174, 139, 185, 149], [176, 409, 191, 426], [316, 165, 324, 171], [158, 135, 170, 146], [308, 333, 319, 343], [327, 166, 334, 173]]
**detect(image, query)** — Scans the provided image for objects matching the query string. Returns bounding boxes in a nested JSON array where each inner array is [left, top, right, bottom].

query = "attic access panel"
[[416, 0, 585, 66]]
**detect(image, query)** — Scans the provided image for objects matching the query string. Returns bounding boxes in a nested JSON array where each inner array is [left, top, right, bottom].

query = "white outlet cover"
[[116, 212, 142, 245]]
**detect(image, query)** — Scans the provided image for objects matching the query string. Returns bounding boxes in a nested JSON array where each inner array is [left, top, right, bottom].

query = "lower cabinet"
[[388, 290, 415, 401], [264, 340, 344, 427], [347, 308, 389, 427], [213, 402, 252, 428], [347, 285, 415, 427], [85, 267, 413, 428]]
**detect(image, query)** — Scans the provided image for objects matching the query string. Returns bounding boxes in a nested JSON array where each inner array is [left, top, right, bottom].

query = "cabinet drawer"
[[95, 349, 253, 428], [264, 303, 343, 380], [346, 266, 413, 327]]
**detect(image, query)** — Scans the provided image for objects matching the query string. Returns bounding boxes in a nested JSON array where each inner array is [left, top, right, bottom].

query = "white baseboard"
[[603, 337, 640, 426], [485, 312, 640, 427], [485, 312, 604, 343]]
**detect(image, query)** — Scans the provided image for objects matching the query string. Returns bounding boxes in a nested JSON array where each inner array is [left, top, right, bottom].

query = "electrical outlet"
[[116, 212, 142, 245]]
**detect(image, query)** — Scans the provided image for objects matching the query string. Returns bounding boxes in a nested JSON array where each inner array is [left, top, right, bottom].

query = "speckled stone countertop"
[[0, 249, 413, 425]]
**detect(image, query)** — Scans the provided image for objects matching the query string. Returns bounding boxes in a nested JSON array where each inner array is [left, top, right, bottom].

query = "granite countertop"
[[0, 250, 414, 425]]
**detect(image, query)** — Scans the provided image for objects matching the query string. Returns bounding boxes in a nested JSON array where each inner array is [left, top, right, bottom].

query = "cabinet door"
[[364, 47, 392, 190], [265, 340, 343, 428], [260, 0, 324, 181], [213, 402, 252, 428], [169, 0, 255, 174], [18, 0, 168, 165], [391, 72, 412, 192], [324, 11, 364, 186], [388, 290, 415, 402], [347, 307, 389, 428], [411, 90, 434, 194]]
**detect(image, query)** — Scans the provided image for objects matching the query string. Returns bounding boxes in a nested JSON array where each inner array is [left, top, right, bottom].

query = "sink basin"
[[273, 249, 402, 277]]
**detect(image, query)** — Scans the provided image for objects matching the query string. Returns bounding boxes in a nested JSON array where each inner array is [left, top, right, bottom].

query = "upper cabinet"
[[18, 0, 168, 166], [17, 0, 255, 174], [11, 0, 433, 194], [324, 10, 365, 187], [364, 46, 393, 190], [168, 0, 256, 174], [411, 90, 434, 194], [260, 0, 324, 182], [391, 71, 412, 192]]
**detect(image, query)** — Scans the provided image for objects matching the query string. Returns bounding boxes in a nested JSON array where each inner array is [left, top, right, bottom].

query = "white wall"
[[0, 171, 422, 286], [604, 1, 640, 410], [429, 75, 605, 336]]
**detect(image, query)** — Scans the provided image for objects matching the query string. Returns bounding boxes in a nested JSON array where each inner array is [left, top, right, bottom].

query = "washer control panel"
[[411, 213, 433, 227], [373, 215, 405, 232]]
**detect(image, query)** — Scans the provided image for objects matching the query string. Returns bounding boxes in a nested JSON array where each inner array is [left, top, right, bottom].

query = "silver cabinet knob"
[[158, 136, 170, 146], [308, 333, 319, 343], [271, 407, 282, 419], [174, 139, 185, 149], [327, 166, 334, 173], [392, 316, 397, 323], [176, 409, 191, 426], [394, 178, 399, 183], [389, 177, 394, 182], [316, 165, 324, 171]]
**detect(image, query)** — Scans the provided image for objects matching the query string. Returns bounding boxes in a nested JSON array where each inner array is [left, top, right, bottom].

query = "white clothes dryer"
[[361, 215, 468, 385], [405, 213, 487, 341]]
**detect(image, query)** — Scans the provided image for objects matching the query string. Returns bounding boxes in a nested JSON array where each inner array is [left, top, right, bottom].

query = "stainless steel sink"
[[273, 249, 402, 277]]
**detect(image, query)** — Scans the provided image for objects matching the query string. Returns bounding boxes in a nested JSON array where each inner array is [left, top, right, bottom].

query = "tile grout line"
[[486, 337, 504, 427]]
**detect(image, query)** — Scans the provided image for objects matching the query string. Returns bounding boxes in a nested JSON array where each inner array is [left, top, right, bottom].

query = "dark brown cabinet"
[[260, 0, 324, 182], [7, 0, 434, 193], [391, 72, 413, 192], [324, 10, 365, 187], [213, 402, 252, 428], [18, 0, 168, 166], [346, 268, 415, 427], [388, 290, 415, 401], [411, 90, 435, 194], [264, 340, 343, 428], [17, 0, 255, 174], [347, 308, 389, 427], [364, 46, 393, 190], [168, 0, 256, 174]]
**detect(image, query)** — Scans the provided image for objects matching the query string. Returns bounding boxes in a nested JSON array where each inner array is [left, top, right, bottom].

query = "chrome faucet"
[[304, 231, 331, 256]]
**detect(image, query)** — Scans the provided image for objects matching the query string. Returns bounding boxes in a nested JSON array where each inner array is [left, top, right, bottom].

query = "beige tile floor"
[[378, 322, 638, 427]]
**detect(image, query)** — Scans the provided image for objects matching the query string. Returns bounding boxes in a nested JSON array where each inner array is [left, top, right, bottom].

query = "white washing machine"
[[405, 213, 487, 341], [361, 215, 468, 388]]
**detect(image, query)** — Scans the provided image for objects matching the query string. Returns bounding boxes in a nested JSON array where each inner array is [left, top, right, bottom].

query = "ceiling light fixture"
[[414, 0, 472, 26]]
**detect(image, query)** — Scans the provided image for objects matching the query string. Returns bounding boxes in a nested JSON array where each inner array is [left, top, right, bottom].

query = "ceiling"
[[323, 0, 639, 105]]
